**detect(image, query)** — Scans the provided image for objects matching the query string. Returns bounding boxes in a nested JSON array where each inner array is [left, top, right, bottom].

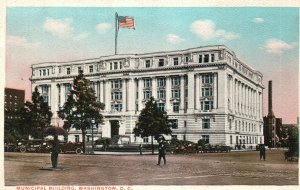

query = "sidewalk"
[[92, 150, 158, 155]]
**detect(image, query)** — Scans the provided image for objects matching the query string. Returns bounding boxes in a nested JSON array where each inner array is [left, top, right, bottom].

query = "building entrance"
[[110, 120, 120, 138]]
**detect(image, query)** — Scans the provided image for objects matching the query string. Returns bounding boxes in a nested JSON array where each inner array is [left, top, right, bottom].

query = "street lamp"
[[91, 119, 95, 154]]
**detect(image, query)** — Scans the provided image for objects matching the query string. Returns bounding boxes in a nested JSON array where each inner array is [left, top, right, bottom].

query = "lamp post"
[[91, 119, 95, 154]]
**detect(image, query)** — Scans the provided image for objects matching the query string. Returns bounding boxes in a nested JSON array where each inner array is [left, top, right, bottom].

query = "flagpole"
[[115, 12, 118, 55]]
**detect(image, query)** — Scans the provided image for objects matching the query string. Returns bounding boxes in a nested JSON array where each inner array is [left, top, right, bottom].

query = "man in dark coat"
[[157, 139, 166, 165], [51, 135, 60, 168], [259, 144, 266, 161]]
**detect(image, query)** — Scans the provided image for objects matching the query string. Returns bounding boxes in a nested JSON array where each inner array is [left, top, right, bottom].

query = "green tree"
[[133, 97, 172, 154], [58, 70, 105, 153], [286, 125, 298, 157], [21, 87, 53, 139]]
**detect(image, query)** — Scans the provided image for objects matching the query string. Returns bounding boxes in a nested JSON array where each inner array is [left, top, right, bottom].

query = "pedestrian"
[[51, 135, 60, 168], [157, 139, 166, 165], [259, 144, 266, 161], [139, 143, 143, 155]]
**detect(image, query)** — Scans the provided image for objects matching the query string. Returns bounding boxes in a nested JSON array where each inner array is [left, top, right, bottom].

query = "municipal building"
[[31, 45, 264, 148]]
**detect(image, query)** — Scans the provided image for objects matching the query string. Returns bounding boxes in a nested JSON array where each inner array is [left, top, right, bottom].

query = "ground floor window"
[[202, 135, 209, 144], [75, 135, 80, 142], [202, 119, 210, 129], [230, 135, 232, 144], [143, 137, 149, 143]]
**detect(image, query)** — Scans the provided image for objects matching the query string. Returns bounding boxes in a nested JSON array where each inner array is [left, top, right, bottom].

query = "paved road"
[[4, 149, 298, 186]]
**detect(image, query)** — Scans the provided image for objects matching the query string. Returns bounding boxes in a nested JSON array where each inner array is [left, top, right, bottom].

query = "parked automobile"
[[59, 142, 83, 154], [15, 139, 51, 153]]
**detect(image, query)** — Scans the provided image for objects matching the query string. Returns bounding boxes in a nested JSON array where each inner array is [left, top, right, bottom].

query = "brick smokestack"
[[268, 80, 274, 117]]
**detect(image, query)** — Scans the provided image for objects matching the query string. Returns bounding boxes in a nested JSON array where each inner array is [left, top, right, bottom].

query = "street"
[[4, 149, 298, 186]]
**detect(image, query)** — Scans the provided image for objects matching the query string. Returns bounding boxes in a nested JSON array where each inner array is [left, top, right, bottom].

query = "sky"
[[5, 7, 299, 124]]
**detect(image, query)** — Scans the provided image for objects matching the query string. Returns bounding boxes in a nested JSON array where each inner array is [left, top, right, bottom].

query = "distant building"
[[30, 45, 264, 147], [4, 88, 25, 121], [263, 81, 282, 147]]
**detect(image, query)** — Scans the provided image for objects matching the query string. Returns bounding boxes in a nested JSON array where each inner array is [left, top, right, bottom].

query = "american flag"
[[118, 16, 135, 29]]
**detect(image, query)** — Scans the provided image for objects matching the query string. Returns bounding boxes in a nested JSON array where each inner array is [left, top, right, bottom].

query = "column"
[[50, 82, 58, 117], [61, 84, 65, 106], [105, 80, 111, 112], [187, 72, 195, 113], [213, 73, 217, 110], [94, 81, 99, 101], [122, 79, 127, 112], [127, 78, 135, 112], [100, 80, 104, 103], [152, 77, 157, 99], [180, 75, 185, 112], [165, 76, 171, 112], [138, 78, 143, 111], [195, 74, 200, 110]]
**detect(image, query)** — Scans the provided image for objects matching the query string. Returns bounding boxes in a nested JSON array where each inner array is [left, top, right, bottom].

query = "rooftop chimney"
[[268, 80, 275, 117]]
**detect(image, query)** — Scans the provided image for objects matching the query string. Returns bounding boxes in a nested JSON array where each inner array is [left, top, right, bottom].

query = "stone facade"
[[30, 45, 264, 147]]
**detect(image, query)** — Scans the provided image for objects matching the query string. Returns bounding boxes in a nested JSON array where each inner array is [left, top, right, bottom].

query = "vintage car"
[[59, 142, 83, 154], [16, 139, 51, 153]]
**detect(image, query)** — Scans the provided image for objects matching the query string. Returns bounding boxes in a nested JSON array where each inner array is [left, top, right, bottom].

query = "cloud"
[[7, 35, 40, 49], [73, 32, 89, 41], [44, 17, 73, 39], [264, 38, 296, 54], [190, 19, 239, 41], [253, 18, 264, 24], [166, 34, 185, 44], [96, 23, 112, 33]]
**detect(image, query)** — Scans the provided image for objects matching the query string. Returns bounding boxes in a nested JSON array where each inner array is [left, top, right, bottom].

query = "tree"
[[286, 125, 298, 157], [133, 97, 172, 154], [58, 70, 105, 153], [21, 87, 53, 139]]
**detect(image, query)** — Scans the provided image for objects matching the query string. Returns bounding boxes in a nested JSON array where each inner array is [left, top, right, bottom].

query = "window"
[[202, 74, 213, 84], [185, 56, 189, 63], [173, 102, 179, 112], [75, 135, 80, 142], [111, 91, 122, 100], [211, 54, 215, 62], [111, 80, 122, 89], [171, 135, 177, 140], [145, 60, 151, 68], [143, 90, 152, 99], [202, 135, 209, 144], [158, 103, 165, 111], [120, 62, 123, 69], [184, 121, 187, 128], [47, 69, 49, 76], [65, 84, 72, 94], [199, 55, 203, 63], [230, 135, 233, 144], [171, 76, 180, 86], [170, 119, 178, 129], [229, 119, 232, 130], [89, 65, 93, 73], [43, 69, 46, 76], [78, 67, 82, 74], [204, 54, 209, 63], [42, 85, 49, 94], [157, 90, 166, 99], [157, 78, 166, 87], [114, 62, 118, 70], [172, 90, 180, 99], [202, 119, 210, 129], [143, 137, 149, 143], [39, 70, 42, 76], [173, 57, 179, 65], [202, 87, 213, 97], [112, 103, 122, 112], [201, 100, 213, 111], [144, 78, 152, 88], [110, 63, 113, 70], [158, 59, 164, 67]]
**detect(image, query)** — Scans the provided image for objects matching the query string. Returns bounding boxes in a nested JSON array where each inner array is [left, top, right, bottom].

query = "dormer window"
[[185, 56, 189, 63], [173, 57, 179, 65], [158, 59, 164, 67], [145, 60, 151, 68], [211, 54, 215, 62], [89, 65, 93, 73], [204, 54, 209, 63], [114, 62, 118, 70]]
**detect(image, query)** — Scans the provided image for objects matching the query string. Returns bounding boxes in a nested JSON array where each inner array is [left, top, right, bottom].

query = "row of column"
[[230, 78, 262, 119]]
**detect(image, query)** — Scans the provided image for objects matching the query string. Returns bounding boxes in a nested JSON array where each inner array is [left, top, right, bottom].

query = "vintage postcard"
[[1, 1, 299, 190]]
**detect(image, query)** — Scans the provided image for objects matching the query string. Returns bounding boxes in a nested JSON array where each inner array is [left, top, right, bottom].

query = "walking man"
[[157, 139, 166, 165]]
